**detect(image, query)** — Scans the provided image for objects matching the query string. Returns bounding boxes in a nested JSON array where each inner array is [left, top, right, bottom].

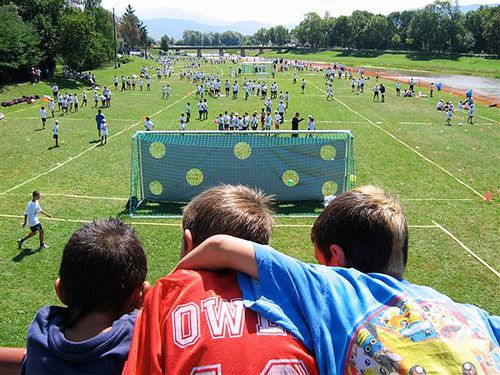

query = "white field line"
[[433, 221, 500, 279], [0, 213, 434, 229], [394, 121, 494, 126], [476, 114, 498, 123], [13, 116, 134, 122], [317, 120, 366, 124], [307, 79, 486, 200], [0, 192, 475, 203], [0, 91, 195, 196]]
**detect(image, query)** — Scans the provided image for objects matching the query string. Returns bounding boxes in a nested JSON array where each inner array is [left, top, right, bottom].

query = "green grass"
[[0, 56, 499, 347], [260, 49, 500, 77]]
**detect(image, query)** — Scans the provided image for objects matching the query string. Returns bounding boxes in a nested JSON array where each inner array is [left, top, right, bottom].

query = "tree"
[[10, 0, 66, 71], [160, 35, 173, 50], [293, 12, 323, 47], [58, 8, 107, 70], [121, 13, 140, 49], [483, 6, 500, 54], [364, 15, 390, 50], [120, 4, 148, 49], [273, 25, 290, 45], [0, 4, 41, 78]]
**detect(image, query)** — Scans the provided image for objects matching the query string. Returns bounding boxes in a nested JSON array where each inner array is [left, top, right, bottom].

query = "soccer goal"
[[241, 62, 273, 79], [129, 130, 355, 218]]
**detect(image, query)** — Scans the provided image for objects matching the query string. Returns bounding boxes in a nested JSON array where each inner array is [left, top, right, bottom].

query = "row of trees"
[[159, 26, 290, 48], [292, 2, 499, 53], [157, 1, 498, 53], [0, 1, 151, 80]]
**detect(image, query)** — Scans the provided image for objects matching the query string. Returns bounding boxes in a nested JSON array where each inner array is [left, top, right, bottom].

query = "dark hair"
[[59, 218, 147, 325], [32, 191, 40, 198], [311, 186, 408, 278]]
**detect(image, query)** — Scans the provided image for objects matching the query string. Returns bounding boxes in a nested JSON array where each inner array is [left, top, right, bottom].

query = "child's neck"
[[64, 311, 119, 342]]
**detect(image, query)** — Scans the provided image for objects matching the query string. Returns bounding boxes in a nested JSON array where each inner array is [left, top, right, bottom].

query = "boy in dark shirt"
[[22, 218, 149, 375]]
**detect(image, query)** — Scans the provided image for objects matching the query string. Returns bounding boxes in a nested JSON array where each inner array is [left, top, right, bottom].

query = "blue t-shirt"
[[238, 244, 500, 375], [22, 306, 137, 375]]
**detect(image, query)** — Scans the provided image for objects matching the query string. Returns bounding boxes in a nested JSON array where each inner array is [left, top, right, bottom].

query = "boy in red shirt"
[[123, 185, 318, 374]]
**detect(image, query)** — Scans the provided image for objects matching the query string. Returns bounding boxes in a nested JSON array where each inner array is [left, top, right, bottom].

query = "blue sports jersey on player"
[[237, 243, 500, 375]]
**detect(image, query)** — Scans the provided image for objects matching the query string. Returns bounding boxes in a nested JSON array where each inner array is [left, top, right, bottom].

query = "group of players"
[[19, 183, 500, 374]]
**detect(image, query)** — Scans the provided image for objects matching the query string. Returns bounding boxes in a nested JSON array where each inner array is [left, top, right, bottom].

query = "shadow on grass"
[[12, 247, 41, 262], [120, 199, 323, 218], [405, 51, 460, 62]]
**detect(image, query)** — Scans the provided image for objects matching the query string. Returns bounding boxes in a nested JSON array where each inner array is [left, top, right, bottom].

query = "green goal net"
[[241, 62, 273, 78], [130, 130, 355, 218]]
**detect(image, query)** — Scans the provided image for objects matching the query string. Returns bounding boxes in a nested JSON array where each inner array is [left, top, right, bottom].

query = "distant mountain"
[[459, 3, 499, 12], [144, 18, 274, 40]]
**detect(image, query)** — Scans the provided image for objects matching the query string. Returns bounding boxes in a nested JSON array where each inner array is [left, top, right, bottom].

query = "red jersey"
[[123, 270, 318, 374]]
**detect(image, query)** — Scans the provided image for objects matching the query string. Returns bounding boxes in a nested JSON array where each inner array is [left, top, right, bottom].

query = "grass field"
[[0, 56, 499, 347], [260, 49, 500, 77]]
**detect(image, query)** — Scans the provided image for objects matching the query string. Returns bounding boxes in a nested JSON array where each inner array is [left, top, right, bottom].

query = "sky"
[[101, 0, 499, 24]]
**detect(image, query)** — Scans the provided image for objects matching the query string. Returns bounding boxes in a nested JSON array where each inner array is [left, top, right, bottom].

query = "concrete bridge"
[[163, 45, 296, 57]]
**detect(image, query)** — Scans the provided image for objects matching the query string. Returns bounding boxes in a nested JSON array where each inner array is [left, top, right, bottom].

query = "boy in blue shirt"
[[177, 186, 500, 375], [22, 218, 149, 375]]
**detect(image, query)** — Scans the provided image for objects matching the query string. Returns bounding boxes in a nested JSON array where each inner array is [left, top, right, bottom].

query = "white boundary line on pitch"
[[307, 79, 486, 200], [398, 121, 494, 126], [0, 192, 475, 203], [12, 116, 134, 122], [433, 221, 500, 279], [0, 91, 195, 196], [476, 114, 498, 123], [0, 214, 435, 229]]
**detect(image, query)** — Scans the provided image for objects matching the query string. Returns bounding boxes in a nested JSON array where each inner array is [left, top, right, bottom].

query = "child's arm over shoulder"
[[177, 235, 331, 355], [175, 234, 258, 278]]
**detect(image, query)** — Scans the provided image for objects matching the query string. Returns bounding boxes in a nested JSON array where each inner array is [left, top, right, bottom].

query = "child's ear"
[[129, 281, 150, 310], [329, 244, 347, 268], [181, 229, 194, 258], [54, 278, 68, 305]]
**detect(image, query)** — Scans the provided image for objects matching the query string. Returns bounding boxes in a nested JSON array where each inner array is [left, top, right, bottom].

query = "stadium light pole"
[[113, 7, 118, 68]]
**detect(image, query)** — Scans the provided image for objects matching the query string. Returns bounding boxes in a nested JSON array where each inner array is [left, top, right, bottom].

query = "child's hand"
[[175, 234, 259, 279]]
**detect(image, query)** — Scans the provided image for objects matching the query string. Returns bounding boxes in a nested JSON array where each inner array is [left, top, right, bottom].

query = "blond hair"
[[182, 184, 275, 246]]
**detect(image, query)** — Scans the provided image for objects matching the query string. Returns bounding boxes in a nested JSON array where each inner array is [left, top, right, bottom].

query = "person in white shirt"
[[82, 90, 88, 107], [251, 112, 259, 130], [179, 113, 186, 131], [49, 100, 55, 117], [40, 107, 47, 129], [52, 85, 59, 98], [144, 117, 154, 131], [326, 84, 333, 101], [468, 103, 475, 124], [17, 191, 52, 249], [73, 93, 79, 112], [307, 115, 316, 137], [185, 103, 191, 123], [274, 111, 282, 130], [264, 113, 272, 131], [100, 119, 109, 145], [52, 119, 60, 147]]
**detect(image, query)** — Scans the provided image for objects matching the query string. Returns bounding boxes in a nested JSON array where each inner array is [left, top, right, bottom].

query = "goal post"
[[130, 130, 355, 218], [241, 62, 273, 78]]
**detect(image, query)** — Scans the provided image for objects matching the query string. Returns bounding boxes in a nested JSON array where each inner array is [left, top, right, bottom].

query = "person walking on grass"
[[445, 105, 453, 126], [40, 107, 47, 129], [95, 109, 105, 139], [100, 119, 108, 145], [52, 120, 60, 147], [468, 103, 475, 124], [17, 191, 52, 250]]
